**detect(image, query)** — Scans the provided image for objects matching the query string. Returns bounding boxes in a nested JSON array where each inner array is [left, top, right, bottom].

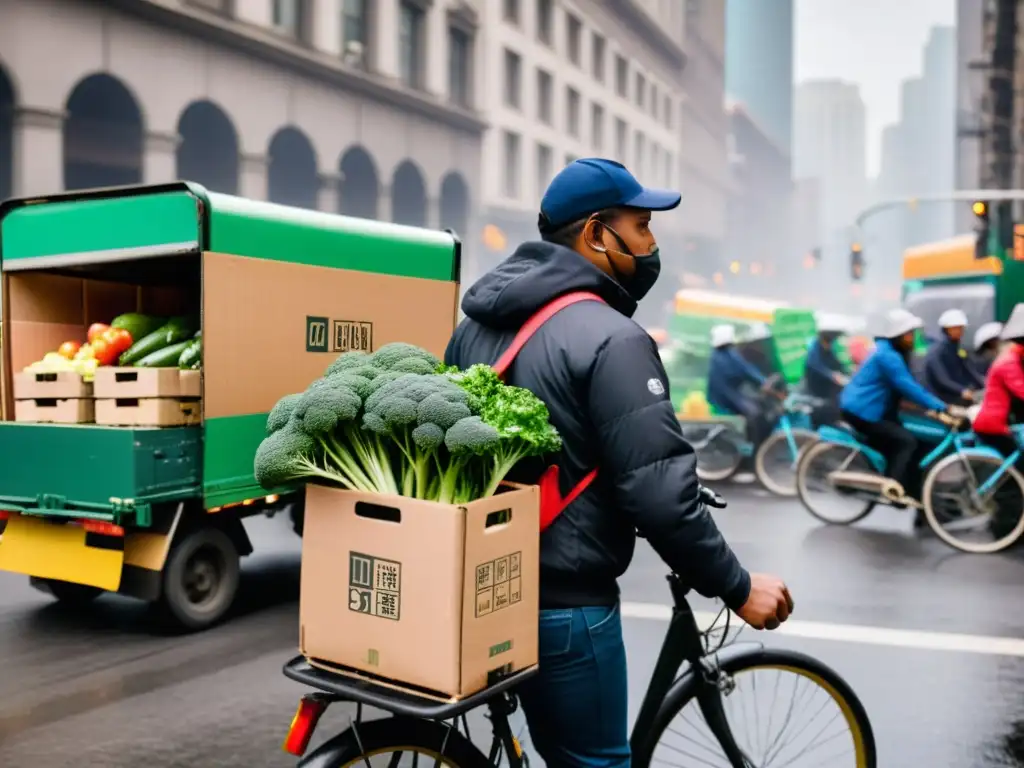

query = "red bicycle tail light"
[[282, 695, 328, 756]]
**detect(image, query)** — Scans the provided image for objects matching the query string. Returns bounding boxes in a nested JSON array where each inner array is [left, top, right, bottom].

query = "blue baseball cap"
[[539, 158, 681, 231]]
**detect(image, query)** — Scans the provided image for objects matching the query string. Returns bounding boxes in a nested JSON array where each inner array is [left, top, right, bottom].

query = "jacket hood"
[[460, 241, 637, 330]]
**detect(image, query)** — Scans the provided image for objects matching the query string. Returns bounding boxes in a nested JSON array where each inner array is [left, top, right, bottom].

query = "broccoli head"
[[325, 351, 372, 377], [294, 377, 362, 435], [372, 342, 440, 372], [254, 423, 344, 489], [266, 393, 302, 435]]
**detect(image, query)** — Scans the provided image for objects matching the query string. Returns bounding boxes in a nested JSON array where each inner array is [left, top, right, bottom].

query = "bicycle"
[[752, 391, 822, 497], [922, 422, 1024, 553], [279, 498, 876, 768], [795, 407, 972, 526]]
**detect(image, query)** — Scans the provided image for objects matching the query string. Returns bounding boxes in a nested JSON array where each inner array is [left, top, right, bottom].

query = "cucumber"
[[178, 338, 202, 369], [119, 316, 198, 365], [111, 313, 165, 342], [134, 340, 192, 368]]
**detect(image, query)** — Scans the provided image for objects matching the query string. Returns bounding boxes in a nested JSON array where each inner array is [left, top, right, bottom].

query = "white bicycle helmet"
[[880, 308, 924, 339], [1001, 304, 1024, 341], [938, 308, 968, 329], [710, 324, 736, 348], [815, 316, 848, 334], [744, 322, 771, 342], [973, 321, 1003, 351]]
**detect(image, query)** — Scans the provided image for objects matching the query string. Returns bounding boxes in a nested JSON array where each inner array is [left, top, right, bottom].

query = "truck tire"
[[158, 526, 240, 632], [34, 577, 103, 606]]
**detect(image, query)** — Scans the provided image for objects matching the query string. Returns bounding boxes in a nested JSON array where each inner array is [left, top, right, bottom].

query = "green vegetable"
[[134, 340, 192, 368], [120, 316, 198, 366], [178, 338, 202, 369], [253, 343, 562, 503], [111, 313, 165, 342]]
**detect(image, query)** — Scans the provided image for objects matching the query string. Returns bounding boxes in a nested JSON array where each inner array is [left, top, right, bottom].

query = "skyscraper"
[[725, 0, 794, 160]]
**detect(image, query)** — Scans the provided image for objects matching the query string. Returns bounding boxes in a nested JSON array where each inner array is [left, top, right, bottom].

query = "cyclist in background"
[[803, 320, 850, 427], [839, 308, 953, 514], [969, 321, 1004, 381], [707, 324, 772, 450], [738, 322, 776, 378], [921, 308, 979, 406]]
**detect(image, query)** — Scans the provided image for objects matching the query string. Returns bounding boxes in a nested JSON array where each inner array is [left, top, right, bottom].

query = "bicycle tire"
[[695, 433, 744, 482], [298, 716, 491, 768], [634, 648, 876, 768], [796, 440, 876, 525], [922, 452, 1024, 554], [754, 428, 817, 497]]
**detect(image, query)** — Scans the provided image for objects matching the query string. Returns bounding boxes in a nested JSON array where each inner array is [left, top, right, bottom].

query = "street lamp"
[[849, 242, 864, 281]]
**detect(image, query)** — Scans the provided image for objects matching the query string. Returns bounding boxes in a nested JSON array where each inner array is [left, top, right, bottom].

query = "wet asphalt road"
[[2, 484, 1024, 767]]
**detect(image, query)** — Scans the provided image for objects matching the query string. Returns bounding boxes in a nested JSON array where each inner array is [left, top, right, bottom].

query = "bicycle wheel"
[[796, 440, 877, 525], [637, 648, 876, 768], [755, 428, 817, 497], [695, 431, 744, 482], [299, 717, 490, 768], [923, 452, 1024, 554]]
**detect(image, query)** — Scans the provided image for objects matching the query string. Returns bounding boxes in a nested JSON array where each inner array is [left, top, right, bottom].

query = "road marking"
[[620, 601, 1024, 658]]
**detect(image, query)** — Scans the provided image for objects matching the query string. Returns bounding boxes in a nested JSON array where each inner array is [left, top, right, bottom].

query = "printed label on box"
[[475, 550, 522, 618], [348, 551, 401, 621]]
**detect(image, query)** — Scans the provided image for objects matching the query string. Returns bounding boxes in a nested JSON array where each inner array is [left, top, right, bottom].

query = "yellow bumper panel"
[[0, 515, 124, 592]]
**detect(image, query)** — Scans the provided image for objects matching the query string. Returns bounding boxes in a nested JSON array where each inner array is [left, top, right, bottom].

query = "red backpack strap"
[[539, 466, 599, 532], [493, 291, 606, 378]]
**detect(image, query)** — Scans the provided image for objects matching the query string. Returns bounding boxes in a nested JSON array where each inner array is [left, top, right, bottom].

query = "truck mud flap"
[[0, 515, 124, 591], [119, 502, 185, 601]]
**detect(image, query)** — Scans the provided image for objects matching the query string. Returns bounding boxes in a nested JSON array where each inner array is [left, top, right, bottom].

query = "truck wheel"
[[158, 526, 240, 631], [35, 578, 103, 606]]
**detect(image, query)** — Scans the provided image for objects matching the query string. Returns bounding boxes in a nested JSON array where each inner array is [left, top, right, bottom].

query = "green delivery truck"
[[0, 182, 462, 630]]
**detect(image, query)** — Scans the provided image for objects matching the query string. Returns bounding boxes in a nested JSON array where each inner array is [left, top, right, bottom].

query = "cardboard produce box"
[[94, 398, 200, 427], [13, 371, 92, 400], [93, 367, 200, 399], [14, 398, 94, 424], [300, 483, 540, 699]]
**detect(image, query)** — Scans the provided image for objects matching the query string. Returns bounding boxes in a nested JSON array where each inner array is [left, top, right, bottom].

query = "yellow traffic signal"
[[729, 260, 741, 274], [851, 242, 862, 253], [972, 201, 988, 218]]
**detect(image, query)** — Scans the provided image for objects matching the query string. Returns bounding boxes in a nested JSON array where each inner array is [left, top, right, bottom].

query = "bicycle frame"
[[970, 427, 1024, 496]]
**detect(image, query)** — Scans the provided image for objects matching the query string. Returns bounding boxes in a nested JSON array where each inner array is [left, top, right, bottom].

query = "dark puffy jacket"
[[804, 338, 848, 400], [706, 347, 764, 415], [445, 242, 751, 611], [922, 337, 981, 403]]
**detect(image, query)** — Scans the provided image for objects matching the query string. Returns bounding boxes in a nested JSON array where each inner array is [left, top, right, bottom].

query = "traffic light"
[[850, 242, 864, 281], [973, 201, 990, 260]]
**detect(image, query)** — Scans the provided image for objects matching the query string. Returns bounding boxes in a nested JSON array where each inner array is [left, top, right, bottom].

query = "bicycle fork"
[[695, 664, 754, 768]]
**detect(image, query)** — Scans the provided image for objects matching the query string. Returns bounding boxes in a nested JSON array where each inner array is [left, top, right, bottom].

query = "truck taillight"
[[80, 520, 125, 537], [282, 695, 329, 756], [0, 511, 11, 521]]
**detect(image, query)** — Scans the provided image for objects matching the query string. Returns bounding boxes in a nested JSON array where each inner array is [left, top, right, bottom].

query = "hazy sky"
[[794, 0, 956, 177]]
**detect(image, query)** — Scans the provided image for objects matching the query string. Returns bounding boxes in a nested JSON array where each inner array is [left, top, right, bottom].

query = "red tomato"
[[87, 323, 110, 344], [90, 337, 119, 366], [100, 327, 133, 357], [57, 341, 82, 360]]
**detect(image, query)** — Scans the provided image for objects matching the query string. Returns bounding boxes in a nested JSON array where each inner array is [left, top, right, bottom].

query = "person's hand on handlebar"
[[737, 574, 794, 631]]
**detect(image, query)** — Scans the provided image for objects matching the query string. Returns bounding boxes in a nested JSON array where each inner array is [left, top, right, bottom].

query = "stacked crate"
[[13, 371, 95, 423], [92, 368, 201, 426]]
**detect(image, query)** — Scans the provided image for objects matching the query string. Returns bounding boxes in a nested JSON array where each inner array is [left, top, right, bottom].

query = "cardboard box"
[[13, 371, 92, 400], [93, 367, 201, 399], [300, 483, 540, 699], [94, 398, 200, 427], [14, 398, 94, 424]]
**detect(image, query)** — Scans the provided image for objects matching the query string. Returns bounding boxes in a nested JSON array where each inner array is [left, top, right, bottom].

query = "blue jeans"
[[518, 604, 630, 768]]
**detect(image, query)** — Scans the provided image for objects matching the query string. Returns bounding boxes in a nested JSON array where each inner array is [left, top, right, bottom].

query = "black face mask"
[[590, 222, 662, 301]]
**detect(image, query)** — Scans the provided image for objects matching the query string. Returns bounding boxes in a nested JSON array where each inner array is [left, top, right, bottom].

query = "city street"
[[2, 484, 1024, 767]]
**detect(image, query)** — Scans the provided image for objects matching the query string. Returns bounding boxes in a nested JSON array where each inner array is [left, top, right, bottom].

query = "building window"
[[504, 131, 521, 198], [342, 0, 368, 65], [187, 0, 231, 13], [591, 102, 605, 151], [634, 131, 645, 175], [399, 1, 426, 88], [592, 33, 605, 82], [565, 153, 579, 167], [664, 95, 673, 128], [615, 55, 628, 97], [615, 118, 627, 160], [566, 87, 581, 137], [272, 0, 302, 37], [536, 142, 553, 201], [536, 0, 553, 45], [504, 49, 522, 108], [664, 151, 673, 186], [503, 0, 520, 24], [635, 73, 646, 108], [537, 69, 553, 124], [448, 26, 473, 107], [566, 13, 582, 65], [651, 143, 659, 181], [651, 84, 659, 119], [686, 0, 700, 24]]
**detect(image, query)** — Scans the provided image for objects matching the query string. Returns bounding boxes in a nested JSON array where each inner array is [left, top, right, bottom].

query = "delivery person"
[[707, 323, 773, 450], [969, 321, 1003, 381], [803, 320, 850, 427], [444, 158, 792, 768], [839, 308, 955, 512], [921, 308, 979, 406]]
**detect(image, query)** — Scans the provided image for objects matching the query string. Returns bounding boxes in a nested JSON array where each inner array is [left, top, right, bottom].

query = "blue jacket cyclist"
[[707, 324, 771, 448], [839, 308, 952, 507]]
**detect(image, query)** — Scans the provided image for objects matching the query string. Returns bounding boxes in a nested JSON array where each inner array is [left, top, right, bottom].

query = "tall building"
[[679, 0, 730, 278], [955, 0, 986, 234], [724, 0, 794, 159], [793, 79, 867, 251], [477, 0, 688, 325], [0, 0, 485, 261]]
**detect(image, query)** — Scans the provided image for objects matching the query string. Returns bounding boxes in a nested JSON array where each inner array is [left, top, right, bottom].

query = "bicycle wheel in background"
[[635, 648, 876, 768], [693, 430, 744, 483], [923, 452, 1024, 554], [796, 441, 877, 525], [754, 427, 817, 497]]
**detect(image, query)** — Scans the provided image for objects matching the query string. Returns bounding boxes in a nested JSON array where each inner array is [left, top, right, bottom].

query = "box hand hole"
[[35, 373, 58, 382], [115, 372, 138, 382], [115, 398, 140, 407], [354, 501, 401, 524], [485, 509, 512, 528]]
